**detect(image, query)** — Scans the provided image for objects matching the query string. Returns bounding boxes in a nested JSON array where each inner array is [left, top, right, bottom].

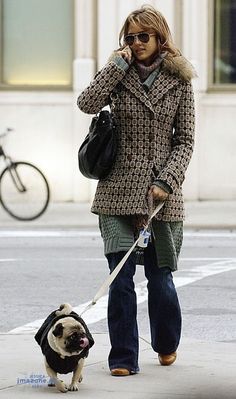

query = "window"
[[0, 0, 74, 89], [214, 0, 236, 85]]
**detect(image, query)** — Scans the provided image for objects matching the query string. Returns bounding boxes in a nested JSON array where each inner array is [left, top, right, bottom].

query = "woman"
[[77, 5, 195, 376]]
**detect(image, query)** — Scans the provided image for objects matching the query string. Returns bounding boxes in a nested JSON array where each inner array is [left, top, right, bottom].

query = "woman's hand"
[[148, 185, 169, 202], [116, 46, 132, 64]]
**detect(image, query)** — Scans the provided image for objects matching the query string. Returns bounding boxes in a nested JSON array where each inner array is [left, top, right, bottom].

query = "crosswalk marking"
[[0, 230, 235, 238]]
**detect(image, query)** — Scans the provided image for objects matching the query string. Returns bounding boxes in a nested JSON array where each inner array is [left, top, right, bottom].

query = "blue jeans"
[[106, 242, 181, 372]]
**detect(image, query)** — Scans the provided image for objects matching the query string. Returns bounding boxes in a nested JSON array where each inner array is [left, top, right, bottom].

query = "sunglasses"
[[124, 32, 156, 46]]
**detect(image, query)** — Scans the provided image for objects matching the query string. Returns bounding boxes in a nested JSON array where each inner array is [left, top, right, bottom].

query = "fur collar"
[[162, 54, 197, 82]]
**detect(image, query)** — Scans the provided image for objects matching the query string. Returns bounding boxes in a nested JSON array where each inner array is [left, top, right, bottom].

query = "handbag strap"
[[109, 82, 122, 112], [80, 201, 165, 317]]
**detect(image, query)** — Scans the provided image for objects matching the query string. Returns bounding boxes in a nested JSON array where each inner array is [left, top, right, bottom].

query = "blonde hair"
[[119, 4, 180, 57]]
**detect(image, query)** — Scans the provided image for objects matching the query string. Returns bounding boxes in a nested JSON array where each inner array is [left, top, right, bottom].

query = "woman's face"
[[126, 22, 159, 66]]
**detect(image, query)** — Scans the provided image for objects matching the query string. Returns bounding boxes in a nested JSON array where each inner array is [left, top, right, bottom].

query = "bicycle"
[[0, 128, 50, 221]]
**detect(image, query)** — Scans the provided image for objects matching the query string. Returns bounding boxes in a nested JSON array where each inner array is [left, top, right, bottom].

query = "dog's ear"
[[53, 323, 64, 338]]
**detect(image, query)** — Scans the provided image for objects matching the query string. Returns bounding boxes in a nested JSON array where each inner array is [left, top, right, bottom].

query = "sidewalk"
[[0, 332, 236, 398], [0, 200, 236, 229], [0, 201, 236, 398]]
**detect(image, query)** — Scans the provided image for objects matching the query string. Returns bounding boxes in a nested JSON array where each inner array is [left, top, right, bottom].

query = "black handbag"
[[78, 86, 120, 180], [78, 110, 118, 180]]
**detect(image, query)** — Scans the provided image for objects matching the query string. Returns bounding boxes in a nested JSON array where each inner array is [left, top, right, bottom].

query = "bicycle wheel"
[[0, 162, 50, 221]]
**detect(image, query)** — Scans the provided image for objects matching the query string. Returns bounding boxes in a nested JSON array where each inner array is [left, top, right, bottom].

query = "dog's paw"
[[69, 382, 80, 391], [56, 380, 68, 393]]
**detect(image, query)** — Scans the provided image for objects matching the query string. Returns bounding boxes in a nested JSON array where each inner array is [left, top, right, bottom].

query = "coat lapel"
[[148, 69, 180, 104], [121, 66, 181, 110], [121, 67, 154, 113]]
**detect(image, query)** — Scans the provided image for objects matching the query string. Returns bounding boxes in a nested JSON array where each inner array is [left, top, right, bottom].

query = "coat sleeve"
[[77, 61, 127, 114], [156, 81, 195, 193]]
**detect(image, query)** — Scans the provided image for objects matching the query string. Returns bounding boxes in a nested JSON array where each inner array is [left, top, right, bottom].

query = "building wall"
[[0, 0, 235, 202]]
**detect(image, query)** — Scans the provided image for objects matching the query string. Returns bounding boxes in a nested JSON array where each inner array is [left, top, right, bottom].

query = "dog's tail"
[[55, 303, 73, 316]]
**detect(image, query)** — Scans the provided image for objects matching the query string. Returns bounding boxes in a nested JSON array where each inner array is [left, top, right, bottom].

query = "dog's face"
[[51, 317, 89, 356]]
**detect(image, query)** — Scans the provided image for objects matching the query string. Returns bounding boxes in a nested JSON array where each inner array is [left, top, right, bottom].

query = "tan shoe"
[[158, 351, 177, 366], [111, 368, 131, 376]]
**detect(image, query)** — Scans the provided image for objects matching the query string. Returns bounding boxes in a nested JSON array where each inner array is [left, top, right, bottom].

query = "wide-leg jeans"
[[106, 241, 182, 372]]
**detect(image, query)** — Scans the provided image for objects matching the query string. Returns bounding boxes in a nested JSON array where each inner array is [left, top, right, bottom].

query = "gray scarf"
[[134, 52, 166, 81]]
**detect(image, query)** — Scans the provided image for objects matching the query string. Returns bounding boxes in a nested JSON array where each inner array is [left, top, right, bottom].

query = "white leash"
[[80, 201, 165, 317]]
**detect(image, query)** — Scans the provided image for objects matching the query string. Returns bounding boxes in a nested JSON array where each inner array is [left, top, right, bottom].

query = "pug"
[[34, 303, 94, 393]]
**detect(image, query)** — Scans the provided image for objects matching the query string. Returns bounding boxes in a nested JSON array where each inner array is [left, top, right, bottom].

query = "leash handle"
[[143, 200, 165, 231]]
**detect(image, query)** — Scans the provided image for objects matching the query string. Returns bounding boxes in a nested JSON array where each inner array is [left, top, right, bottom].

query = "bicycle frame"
[[0, 144, 6, 158], [7, 164, 27, 193], [0, 145, 26, 193]]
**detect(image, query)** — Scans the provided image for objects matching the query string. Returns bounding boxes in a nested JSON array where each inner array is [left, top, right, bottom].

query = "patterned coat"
[[77, 55, 195, 221]]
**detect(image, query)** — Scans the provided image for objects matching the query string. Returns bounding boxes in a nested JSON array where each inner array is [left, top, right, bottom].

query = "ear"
[[52, 323, 64, 338]]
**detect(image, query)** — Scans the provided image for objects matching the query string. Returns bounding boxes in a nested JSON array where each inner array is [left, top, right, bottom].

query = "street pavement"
[[0, 201, 236, 398], [0, 200, 235, 229]]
